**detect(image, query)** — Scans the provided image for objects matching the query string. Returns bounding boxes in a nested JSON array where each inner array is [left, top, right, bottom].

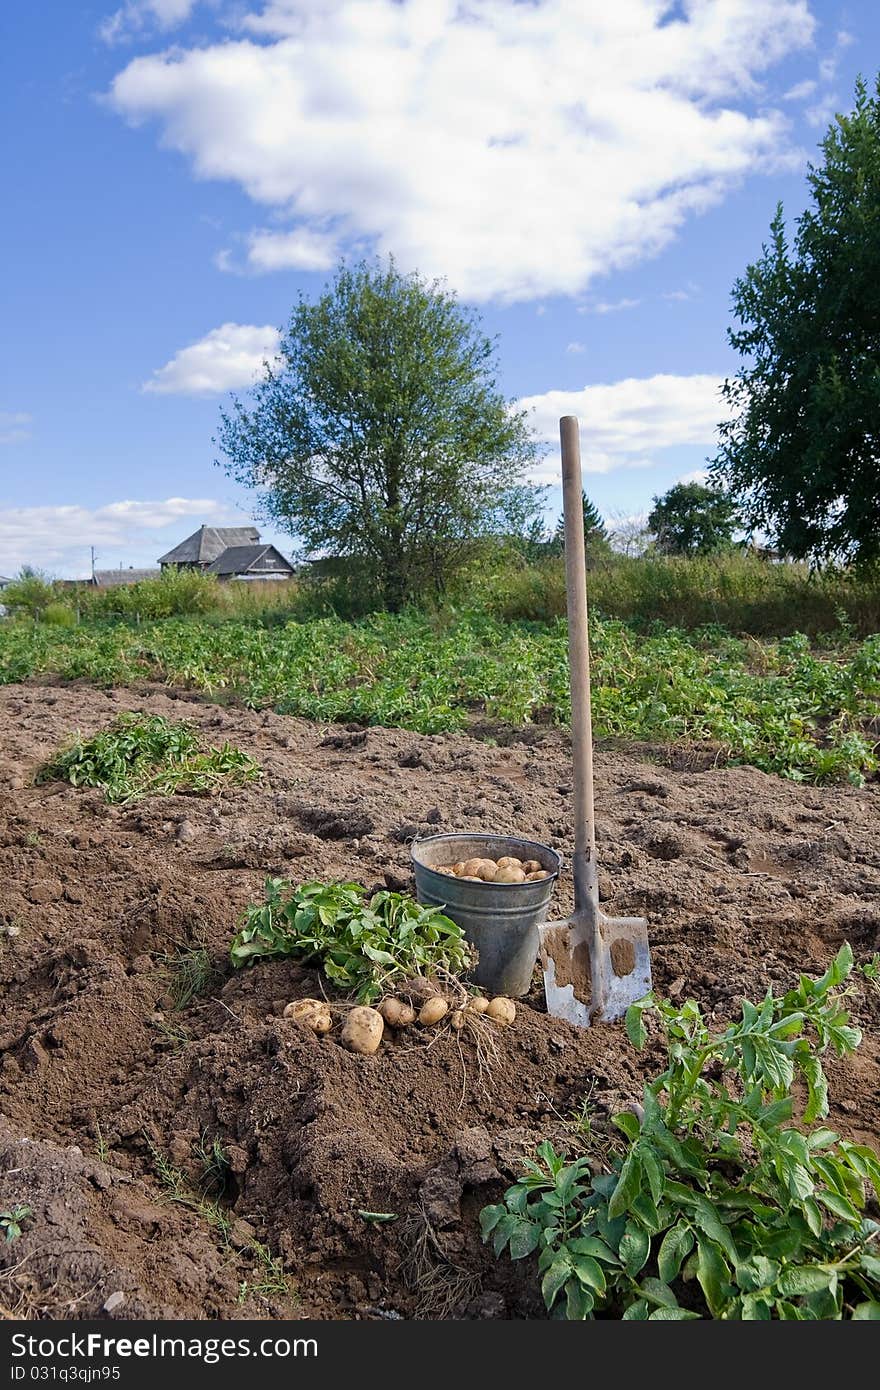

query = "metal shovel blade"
[[539, 909, 652, 1027]]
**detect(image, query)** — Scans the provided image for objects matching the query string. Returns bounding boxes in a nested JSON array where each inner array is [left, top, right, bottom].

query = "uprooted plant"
[[229, 878, 474, 1003], [37, 712, 260, 803], [483, 943, 880, 1320]]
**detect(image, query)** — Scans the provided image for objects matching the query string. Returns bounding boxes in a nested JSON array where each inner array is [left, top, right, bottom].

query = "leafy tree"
[[647, 482, 740, 556], [215, 259, 540, 609], [712, 77, 880, 565]]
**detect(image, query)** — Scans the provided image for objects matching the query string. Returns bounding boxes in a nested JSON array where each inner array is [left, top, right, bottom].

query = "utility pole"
[[90, 546, 96, 581]]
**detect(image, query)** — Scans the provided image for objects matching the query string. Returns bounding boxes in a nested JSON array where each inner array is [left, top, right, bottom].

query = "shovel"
[[538, 416, 652, 1027]]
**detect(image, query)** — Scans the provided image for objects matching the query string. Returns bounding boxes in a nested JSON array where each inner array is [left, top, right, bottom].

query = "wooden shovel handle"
[[560, 416, 598, 918]]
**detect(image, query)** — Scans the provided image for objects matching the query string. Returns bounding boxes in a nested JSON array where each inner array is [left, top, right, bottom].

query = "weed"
[[193, 1132, 232, 1199], [484, 944, 880, 1320], [36, 712, 260, 804], [147, 1139, 295, 1306], [162, 943, 219, 1011], [858, 954, 880, 995], [151, 1016, 190, 1051], [24, 832, 42, 848], [1, 1206, 33, 1244], [93, 1121, 109, 1164]]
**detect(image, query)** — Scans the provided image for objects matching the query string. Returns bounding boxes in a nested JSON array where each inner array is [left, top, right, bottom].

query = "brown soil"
[[0, 681, 878, 1320]]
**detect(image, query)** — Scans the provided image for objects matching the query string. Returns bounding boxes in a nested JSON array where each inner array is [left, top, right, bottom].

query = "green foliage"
[[161, 942, 220, 1010], [2, 568, 56, 620], [41, 602, 76, 627], [483, 945, 880, 1320], [36, 712, 261, 803], [548, 493, 610, 559], [76, 568, 225, 621], [647, 483, 741, 557], [472, 552, 880, 637], [230, 878, 474, 1003], [216, 256, 541, 610], [3, 611, 878, 784], [713, 76, 880, 565], [193, 1132, 233, 1199], [0, 1205, 32, 1244]]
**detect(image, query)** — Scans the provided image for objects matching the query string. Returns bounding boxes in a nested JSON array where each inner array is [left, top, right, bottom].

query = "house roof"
[[158, 525, 260, 566], [93, 568, 161, 587], [206, 544, 294, 576]]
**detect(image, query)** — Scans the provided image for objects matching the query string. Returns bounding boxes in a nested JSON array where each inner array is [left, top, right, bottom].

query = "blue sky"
[[1, 0, 876, 578]]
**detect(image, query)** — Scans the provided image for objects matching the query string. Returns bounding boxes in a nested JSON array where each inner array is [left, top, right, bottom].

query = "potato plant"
[[36, 712, 260, 803], [230, 878, 474, 1002], [483, 945, 880, 1320], [3, 614, 879, 784]]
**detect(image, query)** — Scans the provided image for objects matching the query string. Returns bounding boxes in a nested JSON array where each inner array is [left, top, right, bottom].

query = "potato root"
[[283, 998, 333, 1034], [342, 1006, 384, 1055]]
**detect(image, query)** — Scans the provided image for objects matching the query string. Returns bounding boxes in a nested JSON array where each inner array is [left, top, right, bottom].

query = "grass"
[[480, 552, 880, 639], [147, 1137, 296, 1306], [35, 711, 261, 803], [3, 609, 878, 785], [193, 1131, 232, 1199], [161, 942, 220, 1011]]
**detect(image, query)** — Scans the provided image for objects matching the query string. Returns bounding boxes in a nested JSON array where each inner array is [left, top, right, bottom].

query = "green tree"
[[552, 492, 607, 546], [215, 259, 541, 609], [711, 76, 880, 565], [647, 482, 740, 556]]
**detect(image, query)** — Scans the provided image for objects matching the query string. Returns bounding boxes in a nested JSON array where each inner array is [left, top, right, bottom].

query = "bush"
[[2, 570, 56, 620], [77, 569, 224, 621]]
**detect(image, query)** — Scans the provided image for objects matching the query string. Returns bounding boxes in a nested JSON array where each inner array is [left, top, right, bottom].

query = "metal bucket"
[[411, 833, 562, 998]]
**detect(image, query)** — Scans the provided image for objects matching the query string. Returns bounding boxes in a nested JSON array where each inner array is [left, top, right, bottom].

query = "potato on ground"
[[283, 998, 332, 1034], [378, 997, 416, 1028], [467, 995, 489, 1014], [486, 997, 516, 1025], [342, 1006, 384, 1055], [418, 996, 449, 1026]]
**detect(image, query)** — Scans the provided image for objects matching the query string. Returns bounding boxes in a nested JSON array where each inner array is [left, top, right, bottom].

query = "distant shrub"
[[78, 568, 224, 621], [2, 569, 56, 620], [481, 553, 880, 639]]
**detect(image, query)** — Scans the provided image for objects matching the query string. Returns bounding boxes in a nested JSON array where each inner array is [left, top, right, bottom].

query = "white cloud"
[[662, 284, 699, 301], [100, 0, 200, 44], [580, 298, 641, 315], [0, 498, 243, 578], [783, 78, 817, 101], [516, 372, 728, 480], [237, 226, 339, 273], [143, 322, 281, 395], [565, 341, 586, 354], [0, 412, 32, 446], [677, 468, 710, 485], [108, 0, 816, 303]]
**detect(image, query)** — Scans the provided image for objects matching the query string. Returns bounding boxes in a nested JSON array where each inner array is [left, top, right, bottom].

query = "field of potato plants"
[[0, 610, 879, 1320]]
